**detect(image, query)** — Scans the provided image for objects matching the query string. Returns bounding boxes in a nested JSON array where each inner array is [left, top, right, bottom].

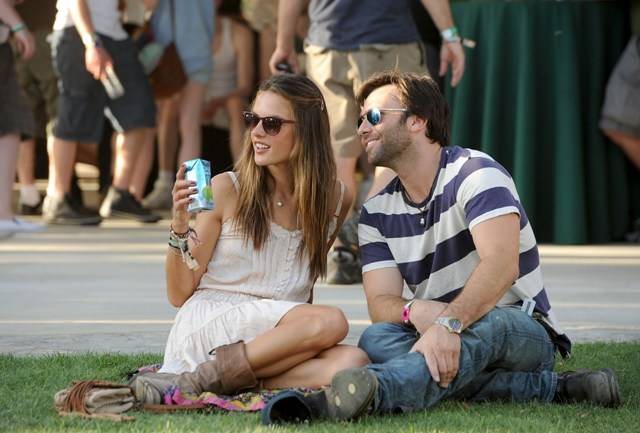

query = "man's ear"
[[406, 114, 427, 134]]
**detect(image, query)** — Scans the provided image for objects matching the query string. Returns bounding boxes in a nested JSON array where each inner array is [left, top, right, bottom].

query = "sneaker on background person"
[[100, 186, 160, 223], [43, 194, 102, 225], [142, 175, 173, 210], [0, 217, 45, 239]]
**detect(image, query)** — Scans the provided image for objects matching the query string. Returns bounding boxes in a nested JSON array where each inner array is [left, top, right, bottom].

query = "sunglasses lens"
[[242, 112, 258, 128], [262, 117, 283, 135], [358, 108, 382, 129], [367, 108, 382, 126]]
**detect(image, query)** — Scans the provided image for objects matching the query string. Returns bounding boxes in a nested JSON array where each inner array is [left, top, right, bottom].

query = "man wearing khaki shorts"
[[270, 0, 465, 284]]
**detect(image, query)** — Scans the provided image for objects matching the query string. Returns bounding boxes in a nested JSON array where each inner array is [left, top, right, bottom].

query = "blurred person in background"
[[201, 0, 254, 164], [0, 0, 43, 238], [270, 0, 465, 284], [14, 0, 57, 216], [142, 0, 214, 210], [600, 27, 640, 242], [44, 0, 158, 225]]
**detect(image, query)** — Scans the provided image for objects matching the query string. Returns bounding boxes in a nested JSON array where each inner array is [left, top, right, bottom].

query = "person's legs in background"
[[142, 95, 180, 210], [97, 35, 159, 223], [177, 80, 207, 163], [225, 96, 247, 163]]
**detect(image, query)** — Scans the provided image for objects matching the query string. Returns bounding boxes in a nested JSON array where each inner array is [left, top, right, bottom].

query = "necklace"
[[402, 189, 429, 226], [275, 200, 284, 208]]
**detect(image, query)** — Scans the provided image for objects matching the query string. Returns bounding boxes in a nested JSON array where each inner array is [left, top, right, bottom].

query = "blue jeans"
[[358, 307, 557, 413]]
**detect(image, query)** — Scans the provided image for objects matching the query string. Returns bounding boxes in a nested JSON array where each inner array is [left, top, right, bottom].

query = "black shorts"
[[52, 27, 156, 143], [0, 43, 34, 137]]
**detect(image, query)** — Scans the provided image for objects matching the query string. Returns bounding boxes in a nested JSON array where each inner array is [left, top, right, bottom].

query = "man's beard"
[[369, 125, 412, 168]]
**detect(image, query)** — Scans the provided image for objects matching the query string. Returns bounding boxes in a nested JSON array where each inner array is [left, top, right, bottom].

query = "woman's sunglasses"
[[242, 111, 295, 136], [357, 107, 409, 128]]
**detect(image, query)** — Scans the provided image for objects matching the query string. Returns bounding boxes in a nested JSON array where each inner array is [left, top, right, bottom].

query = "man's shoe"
[[18, 195, 44, 215], [100, 187, 161, 223], [262, 367, 377, 424], [142, 182, 173, 210], [554, 368, 621, 407], [326, 246, 362, 284], [43, 195, 102, 226]]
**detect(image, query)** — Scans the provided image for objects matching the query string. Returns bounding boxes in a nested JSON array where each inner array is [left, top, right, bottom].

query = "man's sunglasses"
[[357, 107, 409, 129], [242, 111, 295, 136]]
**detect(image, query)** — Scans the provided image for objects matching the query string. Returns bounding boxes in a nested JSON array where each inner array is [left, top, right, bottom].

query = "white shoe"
[[0, 218, 45, 239]]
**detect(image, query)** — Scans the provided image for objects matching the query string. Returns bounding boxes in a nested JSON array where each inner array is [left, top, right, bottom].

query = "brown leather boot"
[[177, 341, 258, 395], [131, 341, 258, 405]]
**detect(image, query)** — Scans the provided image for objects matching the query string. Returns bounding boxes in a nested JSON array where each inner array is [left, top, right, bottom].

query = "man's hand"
[[268, 47, 299, 75], [411, 324, 461, 388], [439, 40, 465, 87], [13, 27, 35, 60], [84, 45, 112, 80]]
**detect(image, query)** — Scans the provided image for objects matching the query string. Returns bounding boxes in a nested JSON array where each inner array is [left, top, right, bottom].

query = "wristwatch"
[[434, 316, 463, 334]]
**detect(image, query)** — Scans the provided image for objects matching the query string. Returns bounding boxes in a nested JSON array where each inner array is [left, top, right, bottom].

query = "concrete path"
[[1, 219, 639, 355]]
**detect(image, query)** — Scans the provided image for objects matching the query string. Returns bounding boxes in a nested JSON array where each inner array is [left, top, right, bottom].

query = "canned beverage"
[[184, 158, 214, 213]]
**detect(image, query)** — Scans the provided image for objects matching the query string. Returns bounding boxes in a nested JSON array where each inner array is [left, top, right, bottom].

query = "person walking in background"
[[201, 0, 254, 163], [270, 0, 465, 284], [44, 0, 158, 225], [141, 0, 214, 209], [14, 0, 57, 216], [131, 74, 368, 404], [0, 0, 43, 238]]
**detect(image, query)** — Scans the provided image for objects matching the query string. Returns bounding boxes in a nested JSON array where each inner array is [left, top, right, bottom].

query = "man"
[[0, 0, 43, 237], [44, 0, 159, 224], [14, 0, 57, 215], [269, 0, 465, 284], [262, 71, 620, 424]]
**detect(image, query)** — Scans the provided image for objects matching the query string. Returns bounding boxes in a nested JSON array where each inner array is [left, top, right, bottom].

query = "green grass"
[[1, 342, 638, 433]]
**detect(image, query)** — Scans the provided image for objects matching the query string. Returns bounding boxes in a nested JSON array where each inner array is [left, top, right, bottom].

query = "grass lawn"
[[1, 342, 638, 433]]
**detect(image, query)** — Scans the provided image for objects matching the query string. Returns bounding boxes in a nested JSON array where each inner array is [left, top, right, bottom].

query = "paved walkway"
[[1, 219, 639, 355]]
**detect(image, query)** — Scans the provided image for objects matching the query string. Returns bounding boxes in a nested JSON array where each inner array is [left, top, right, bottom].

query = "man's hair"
[[356, 70, 450, 147]]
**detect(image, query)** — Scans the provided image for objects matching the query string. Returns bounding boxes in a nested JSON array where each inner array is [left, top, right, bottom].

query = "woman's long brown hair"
[[234, 74, 336, 282]]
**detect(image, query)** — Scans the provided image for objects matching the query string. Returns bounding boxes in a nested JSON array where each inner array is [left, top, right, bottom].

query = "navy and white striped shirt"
[[359, 146, 570, 354]]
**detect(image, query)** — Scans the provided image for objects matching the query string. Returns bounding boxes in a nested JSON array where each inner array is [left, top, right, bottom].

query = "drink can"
[[184, 158, 214, 213]]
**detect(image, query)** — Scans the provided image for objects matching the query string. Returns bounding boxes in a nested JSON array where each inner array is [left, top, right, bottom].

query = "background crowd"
[[0, 0, 638, 269]]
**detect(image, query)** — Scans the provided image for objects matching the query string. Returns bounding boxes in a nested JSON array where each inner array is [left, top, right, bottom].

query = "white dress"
[[160, 172, 344, 374]]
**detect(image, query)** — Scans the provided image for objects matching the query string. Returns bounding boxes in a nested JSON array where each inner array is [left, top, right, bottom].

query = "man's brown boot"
[[131, 341, 258, 405]]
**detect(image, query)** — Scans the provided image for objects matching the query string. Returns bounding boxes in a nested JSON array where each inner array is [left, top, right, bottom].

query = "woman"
[[132, 74, 369, 404]]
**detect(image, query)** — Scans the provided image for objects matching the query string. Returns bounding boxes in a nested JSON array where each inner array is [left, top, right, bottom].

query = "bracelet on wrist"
[[168, 226, 201, 270], [10, 22, 27, 34], [441, 26, 461, 43]]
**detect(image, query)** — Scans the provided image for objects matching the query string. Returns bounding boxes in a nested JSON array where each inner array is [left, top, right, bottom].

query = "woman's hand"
[[171, 164, 196, 232]]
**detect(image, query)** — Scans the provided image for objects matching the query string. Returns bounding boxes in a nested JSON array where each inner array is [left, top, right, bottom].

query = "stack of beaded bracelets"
[[168, 226, 200, 270]]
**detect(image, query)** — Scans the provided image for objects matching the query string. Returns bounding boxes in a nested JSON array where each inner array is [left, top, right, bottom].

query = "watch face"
[[448, 318, 463, 333]]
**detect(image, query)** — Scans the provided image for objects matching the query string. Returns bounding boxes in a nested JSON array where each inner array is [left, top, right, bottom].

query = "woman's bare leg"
[[244, 304, 349, 378], [262, 345, 370, 389]]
